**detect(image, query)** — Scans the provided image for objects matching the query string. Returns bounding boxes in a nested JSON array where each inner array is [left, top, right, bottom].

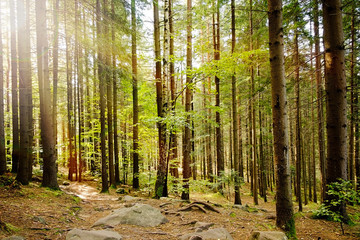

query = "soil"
[[0, 173, 359, 240]]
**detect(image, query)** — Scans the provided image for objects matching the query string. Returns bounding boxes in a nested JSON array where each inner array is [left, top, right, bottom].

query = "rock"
[[248, 231, 288, 240], [92, 203, 169, 228], [122, 195, 136, 201], [2, 236, 25, 240], [194, 222, 214, 232], [62, 181, 70, 186], [115, 188, 128, 194], [66, 229, 122, 240], [32, 216, 47, 225], [180, 228, 233, 240]]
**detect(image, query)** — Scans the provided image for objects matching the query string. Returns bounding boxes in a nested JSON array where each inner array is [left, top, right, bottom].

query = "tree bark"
[[10, 0, 20, 173], [0, 4, 5, 175], [181, 0, 192, 201], [17, 0, 33, 185], [267, 0, 295, 233], [323, 0, 348, 219], [154, 0, 168, 198], [132, 0, 140, 189], [36, 0, 58, 189], [231, 0, 241, 205], [97, 0, 109, 192]]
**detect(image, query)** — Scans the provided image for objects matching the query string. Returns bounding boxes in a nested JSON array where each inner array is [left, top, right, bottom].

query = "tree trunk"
[[154, 0, 168, 198], [267, 0, 295, 234], [17, 0, 33, 185], [97, 0, 109, 192], [231, 0, 241, 205], [294, 28, 302, 212], [36, 0, 58, 189], [314, 0, 326, 202], [323, 0, 348, 219], [10, 0, 19, 174], [53, 0, 59, 156], [112, 0, 120, 184], [0, 5, 5, 175], [132, 0, 140, 189], [181, 0, 192, 201]]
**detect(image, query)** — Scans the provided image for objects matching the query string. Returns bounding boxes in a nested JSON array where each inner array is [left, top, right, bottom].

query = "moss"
[[285, 216, 297, 240]]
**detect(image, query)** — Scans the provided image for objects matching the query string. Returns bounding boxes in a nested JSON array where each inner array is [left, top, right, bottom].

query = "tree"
[[267, 0, 295, 235], [0, 2, 5, 175], [231, 0, 241, 205], [181, 0, 192, 201], [17, 0, 33, 185], [35, 0, 58, 189], [10, 0, 20, 174], [132, 0, 140, 189], [322, 0, 348, 220], [154, 0, 168, 198], [97, 0, 109, 192]]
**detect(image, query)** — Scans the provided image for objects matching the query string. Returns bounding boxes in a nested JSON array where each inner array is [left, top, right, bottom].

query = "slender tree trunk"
[[294, 28, 302, 212], [323, 0, 348, 219], [249, 0, 258, 205], [213, 0, 224, 192], [181, 0, 192, 201], [112, 0, 120, 184], [132, 0, 140, 189], [10, 0, 19, 173], [53, 0, 59, 155], [0, 5, 5, 175], [267, 0, 295, 234], [154, 0, 168, 198], [97, 0, 109, 192], [168, 0, 179, 179], [231, 0, 241, 205], [314, 0, 326, 202], [36, 0, 58, 189]]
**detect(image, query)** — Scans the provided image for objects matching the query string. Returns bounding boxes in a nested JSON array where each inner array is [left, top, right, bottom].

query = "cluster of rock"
[[4, 194, 287, 240]]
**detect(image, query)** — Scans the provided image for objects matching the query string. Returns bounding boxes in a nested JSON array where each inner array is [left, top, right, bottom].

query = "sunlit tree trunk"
[[36, 0, 58, 188], [132, 0, 140, 189], [10, 0, 19, 173], [0, 5, 5, 175], [112, 0, 120, 184], [168, 0, 179, 179], [181, 0, 192, 200], [323, 0, 348, 219], [53, 0, 59, 156], [154, 0, 168, 198], [267, 0, 295, 233], [313, 0, 326, 202], [97, 0, 109, 192], [213, 0, 224, 192], [17, 0, 33, 185]]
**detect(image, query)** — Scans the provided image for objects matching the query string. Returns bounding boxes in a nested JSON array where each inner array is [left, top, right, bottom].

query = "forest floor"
[[0, 171, 359, 240]]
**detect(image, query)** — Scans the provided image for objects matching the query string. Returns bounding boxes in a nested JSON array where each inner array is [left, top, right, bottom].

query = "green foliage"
[[0, 221, 20, 233], [312, 179, 360, 234], [0, 174, 21, 190], [285, 216, 297, 240]]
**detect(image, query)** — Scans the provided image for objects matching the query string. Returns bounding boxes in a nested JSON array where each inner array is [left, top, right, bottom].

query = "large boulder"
[[93, 203, 168, 228], [180, 228, 233, 240], [66, 229, 122, 240], [248, 231, 288, 240]]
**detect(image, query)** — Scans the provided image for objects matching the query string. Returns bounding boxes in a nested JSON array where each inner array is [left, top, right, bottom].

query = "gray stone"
[[180, 228, 233, 240], [248, 231, 288, 240], [122, 195, 136, 201], [66, 229, 122, 240], [2, 236, 25, 240], [93, 203, 169, 227], [194, 222, 214, 232]]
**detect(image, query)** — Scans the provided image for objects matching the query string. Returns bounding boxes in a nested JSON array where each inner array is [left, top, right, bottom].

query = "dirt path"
[[1, 176, 359, 240]]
